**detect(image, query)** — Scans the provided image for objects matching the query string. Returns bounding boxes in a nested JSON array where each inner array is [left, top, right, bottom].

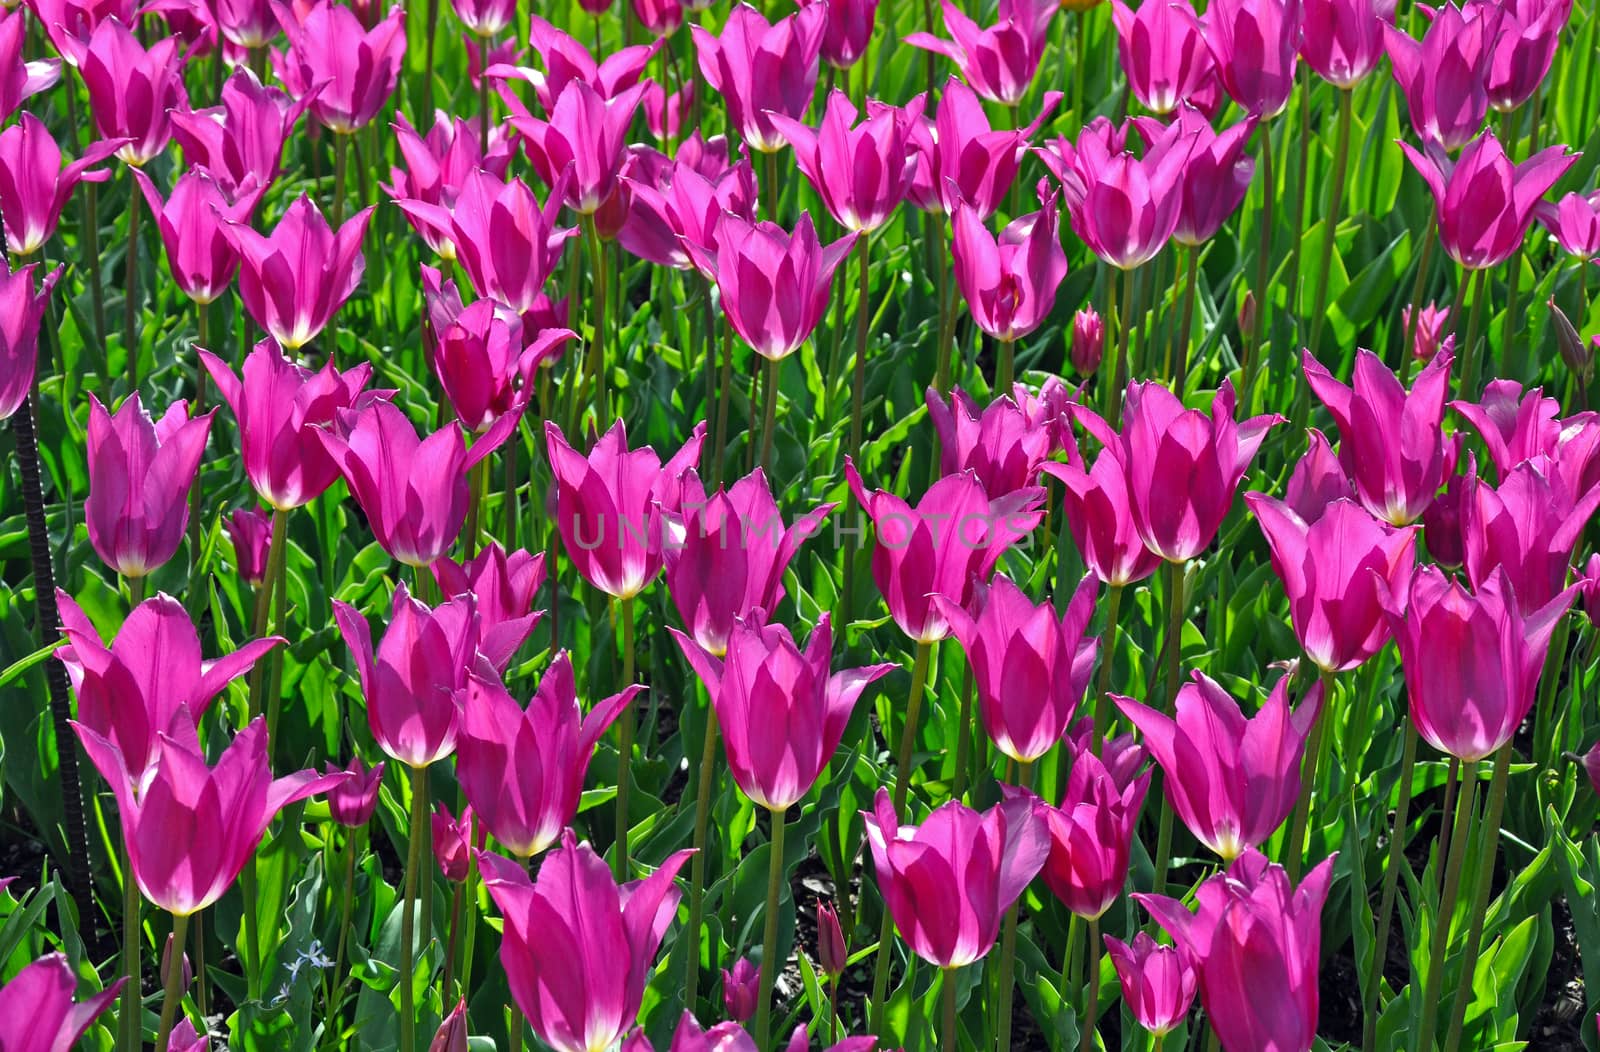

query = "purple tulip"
[[71, 16, 187, 165], [273, 0, 405, 134], [1104, 933, 1197, 1038], [1045, 116, 1194, 269], [950, 181, 1068, 343], [692, 3, 826, 153], [1460, 457, 1600, 608], [905, 0, 1056, 106], [907, 76, 1058, 220], [1300, 0, 1385, 87], [432, 541, 546, 665], [0, 954, 124, 1049], [86, 394, 213, 579], [0, 262, 58, 421], [1203, 0, 1301, 117], [0, 112, 121, 257], [1111, 0, 1213, 114], [925, 387, 1055, 497], [1385, 3, 1499, 150], [324, 755, 384, 828], [222, 194, 373, 350]]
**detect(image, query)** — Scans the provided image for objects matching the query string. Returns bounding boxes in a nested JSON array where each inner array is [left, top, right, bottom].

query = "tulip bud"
[[429, 999, 469, 1052], [161, 931, 193, 992], [817, 901, 847, 978], [1580, 554, 1600, 621], [431, 804, 474, 883], [1401, 301, 1451, 361], [1574, 742, 1600, 796], [1421, 451, 1471, 568], [1237, 290, 1257, 335], [1070, 308, 1104, 376], [324, 756, 384, 828], [225, 507, 273, 586], [1550, 300, 1594, 383], [721, 958, 760, 1022]]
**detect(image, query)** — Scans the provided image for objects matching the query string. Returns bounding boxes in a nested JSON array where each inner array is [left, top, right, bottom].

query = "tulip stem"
[[478, 32, 493, 153], [1079, 916, 1101, 1052], [1460, 267, 1489, 397], [193, 911, 207, 1019], [583, 215, 610, 430], [1152, 560, 1185, 896], [1307, 87, 1353, 363], [996, 338, 1015, 396], [189, 299, 210, 575], [933, 222, 954, 395], [1415, 760, 1477, 1052], [509, 1006, 523, 1052], [1243, 122, 1275, 409], [1398, 218, 1437, 387], [1113, 266, 1134, 423], [262, 507, 291, 750], [1442, 741, 1513, 1052], [714, 322, 733, 486], [1285, 667, 1335, 882], [614, 595, 637, 880], [1172, 247, 1197, 391], [1099, 267, 1120, 422], [760, 356, 779, 472], [154, 912, 190, 1052], [952, 668, 974, 802], [994, 759, 1032, 1052], [125, 174, 142, 391], [941, 966, 958, 1052], [849, 234, 871, 460], [459, 849, 479, 1003], [765, 150, 780, 223], [68, 85, 109, 369], [121, 842, 142, 1049], [1092, 584, 1124, 750], [755, 806, 788, 1051], [1362, 720, 1419, 1052], [399, 765, 428, 1052], [246, 507, 287, 721], [330, 824, 362, 1021], [684, 704, 721, 1011]]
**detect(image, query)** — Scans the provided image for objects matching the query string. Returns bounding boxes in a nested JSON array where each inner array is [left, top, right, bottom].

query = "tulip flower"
[[325, 755, 384, 827], [862, 787, 1049, 967], [55, 589, 282, 778], [76, 714, 346, 915], [818, 902, 848, 978], [1115, 670, 1324, 859], [641, 80, 693, 140], [0, 262, 58, 421], [1460, 458, 1600, 608], [722, 958, 760, 1022], [925, 387, 1054, 497], [1450, 379, 1592, 483], [432, 802, 476, 882], [1046, 116, 1193, 269], [691, 2, 826, 153], [510, 79, 648, 214], [0, 112, 121, 257], [906, 76, 1057, 220], [1246, 495, 1418, 672], [1422, 450, 1471, 567], [333, 583, 480, 768], [222, 195, 372, 350], [1302, 347, 1454, 526], [1401, 131, 1575, 271], [430, 1001, 468, 1052], [479, 834, 693, 1052], [1041, 448, 1165, 588], [1537, 190, 1600, 260], [514, 14, 659, 112], [1104, 933, 1197, 1038], [1202, 0, 1300, 117], [171, 71, 306, 197], [456, 653, 637, 857], [0, 954, 124, 1049], [1011, 374, 1075, 452], [623, 1016, 876, 1052], [768, 91, 919, 232], [630, 0, 682, 34], [936, 574, 1099, 763], [274, 1, 405, 133], [1033, 741, 1150, 918], [545, 419, 706, 599], [452, 0, 512, 35], [796, 0, 877, 67], [950, 182, 1068, 343], [688, 212, 857, 360], [212, 0, 273, 46], [0, 9, 60, 121], [845, 458, 1044, 643], [202, 339, 386, 511], [131, 167, 260, 305], [674, 615, 895, 811], [905, 0, 1056, 106], [85, 394, 213, 579], [1138, 852, 1334, 1052], [70, 16, 187, 165], [1076, 381, 1282, 562], [665, 468, 834, 656], [1403, 301, 1453, 361], [1483, 0, 1569, 112], [319, 400, 511, 568], [432, 542, 545, 664], [1278, 429, 1352, 524], [1578, 553, 1600, 620], [1385, 3, 1498, 150], [224, 506, 272, 585], [1577, 739, 1600, 796], [1111, 0, 1212, 114], [620, 148, 759, 272], [1133, 105, 1255, 247], [383, 112, 514, 259], [1300, 0, 1384, 87]]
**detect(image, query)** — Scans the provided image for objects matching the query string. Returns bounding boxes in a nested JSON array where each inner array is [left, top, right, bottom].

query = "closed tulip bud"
[[1042, 447, 1164, 587], [1070, 308, 1104, 376], [1111, 0, 1212, 114], [1104, 933, 1197, 1037], [1422, 451, 1471, 567], [1460, 458, 1600, 608], [222, 195, 373, 350], [168, 1018, 210, 1052], [692, 3, 826, 153], [1402, 301, 1452, 361], [906, 76, 1058, 219], [817, 902, 847, 978], [1550, 300, 1594, 383], [1237, 289, 1257, 334], [429, 1000, 469, 1052], [1537, 191, 1600, 260], [273, 1, 406, 134], [0, 955, 124, 1052], [0, 113, 121, 257], [641, 80, 693, 140], [951, 182, 1069, 342], [1385, 2, 1497, 150], [432, 803, 476, 882], [171, 70, 308, 196], [1580, 554, 1600, 620], [324, 755, 384, 828], [1035, 747, 1151, 918], [1116, 670, 1324, 859], [160, 931, 193, 992], [722, 958, 760, 1022], [906, 0, 1056, 106], [70, 16, 187, 165], [0, 261, 59, 421], [631, 0, 683, 35], [1282, 429, 1355, 523], [225, 506, 272, 585]]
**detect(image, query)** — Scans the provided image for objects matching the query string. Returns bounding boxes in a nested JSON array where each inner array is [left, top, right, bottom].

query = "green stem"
[[1152, 560, 1185, 894], [478, 32, 493, 153], [331, 824, 361, 1021], [1362, 721, 1420, 1052], [442, 881, 463, 997], [684, 702, 721, 1011], [1308, 88, 1354, 361], [993, 761, 1031, 1052], [121, 842, 142, 1049], [760, 355, 779, 473], [125, 174, 142, 391], [1244, 121, 1276, 407], [941, 967, 959, 1052], [1398, 218, 1438, 386], [1285, 667, 1335, 882], [262, 508, 291, 750], [997, 338, 1015, 394], [952, 668, 973, 802], [933, 223, 954, 394], [1441, 742, 1513, 1052], [399, 765, 429, 1052], [765, 150, 780, 223], [69, 87, 108, 365], [1099, 269, 1120, 422], [509, 1006, 523, 1052], [1415, 761, 1477, 1052], [189, 299, 210, 574], [1078, 915, 1100, 1052], [1460, 268, 1489, 397], [1173, 246, 1198, 390], [154, 912, 190, 1052], [246, 508, 287, 720], [1437, 759, 1460, 890], [332, 131, 348, 229], [193, 910, 207, 1019], [459, 849, 479, 1006], [850, 235, 871, 460], [584, 216, 610, 430], [714, 321, 733, 485], [421, 0, 438, 118], [614, 596, 637, 879], [1092, 585, 1124, 749], [754, 807, 788, 1050], [1112, 265, 1134, 424]]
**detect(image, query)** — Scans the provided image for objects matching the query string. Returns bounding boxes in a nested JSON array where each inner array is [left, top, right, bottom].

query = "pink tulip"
[[937, 573, 1099, 763], [71, 16, 187, 165], [1300, 0, 1384, 87], [224, 506, 272, 584], [950, 182, 1068, 342], [665, 468, 834, 656], [333, 583, 480, 768], [1482, 0, 1570, 112], [1302, 347, 1454, 526], [631, 0, 682, 35], [1134, 105, 1255, 247], [1011, 374, 1075, 452], [818, 902, 847, 977], [212, 0, 273, 46], [1138, 852, 1334, 1052], [863, 787, 1049, 967], [513, 14, 658, 112], [1279, 428, 1353, 523], [688, 212, 856, 360], [0, 262, 58, 421], [222, 195, 373, 350], [1111, 0, 1213, 114], [722, 958, 760, 1022], [1451, 379, 1581, 481], [318, 400, 510, 568], [144, 0, 219, 57], [1070, 308, 1104, 375], [0, 954, 124, 1049], [76, 714, 345, 914], [1422, 448, 1471, 567], [55, 589, 281, 778], [905, 0, 1056, 106], [674, 615, 895, 811], [1115, 670, 1324, 859], [1402, 301, 1453, 361], [1401, 131, 1575, 270], [0, 112, 121, 257], [1202, 0, 1300, 117], [906, 76, 1057, 220], [692, 2, 826, 153], [510, 79, 648, 214], [545, 419, 706, 600], [620, 148, 758, 273], [479, 834, 693, 1052], [0, 9, 60, 121], [797, 0, 877, 67], [1378, 565, 1575, 761], [170, 69, 307, 196], [85, 394, 213, 579], [202, 339, 386, 510], [273, 1, 405, 133], [432, 802, 476, 882], [325, 755, 384, 827], [457, 653, 636, 857], [432, 541, 546, 664], [925, 387, 1054, 496], [1460, 458, 1600, 608], [431, 1000, 469, 1052], [1537, 190, 1600, 260], [452, 0, 512, 36], [383, 112, 514, 260], [1045, 116, 1193, 269], [845, 458, 1044, 643], [768, 91, 918, 232], [641, 80, 693, 140], [1076, 381, 1282, 562], [1104, 933, 1197, 1038], [1385, 3, 1498, 151], [624, 1016, 876, 1052], [465, 33, 517, 89], [1041, 447, 1165, 587], [131, 167, 260, 305]]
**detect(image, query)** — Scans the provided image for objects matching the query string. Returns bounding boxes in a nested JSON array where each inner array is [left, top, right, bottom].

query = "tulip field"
[[6, 0, 1600, 1048]]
